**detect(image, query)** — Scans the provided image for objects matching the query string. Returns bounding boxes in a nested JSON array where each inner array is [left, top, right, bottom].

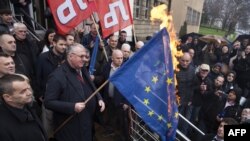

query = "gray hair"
[[66, 43, 85, 55], [121, 43, 131, 50]]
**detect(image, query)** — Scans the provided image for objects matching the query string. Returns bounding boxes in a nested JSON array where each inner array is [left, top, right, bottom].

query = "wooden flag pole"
[[91, 15, 109, 62], [52, 80, 109, 137], [132, 24, 137, 44]]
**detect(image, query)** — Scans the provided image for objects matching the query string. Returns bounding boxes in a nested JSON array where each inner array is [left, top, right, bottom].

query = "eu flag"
[[109, 28, 179, 141]]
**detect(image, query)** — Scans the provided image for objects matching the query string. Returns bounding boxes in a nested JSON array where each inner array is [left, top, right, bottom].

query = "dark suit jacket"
[[0, 101, 48, 141], [44, 62, 102, 141], [36, 50, 65, 97], [101, 62, 129, 107]]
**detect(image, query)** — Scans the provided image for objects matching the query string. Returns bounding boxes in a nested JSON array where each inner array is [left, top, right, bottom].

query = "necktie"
[[77, 70, 84, 84]]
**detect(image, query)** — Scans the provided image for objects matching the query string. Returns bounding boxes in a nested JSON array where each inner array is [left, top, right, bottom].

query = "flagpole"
[[52, 80, 109, 136], [132, 24, 137, 44], [91, 15, 109, 62]]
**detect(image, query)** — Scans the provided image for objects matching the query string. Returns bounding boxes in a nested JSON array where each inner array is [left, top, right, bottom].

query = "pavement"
[[94, 123, 123, 141]]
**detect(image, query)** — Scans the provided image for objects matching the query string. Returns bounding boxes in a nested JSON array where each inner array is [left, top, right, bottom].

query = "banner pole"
[[52, 80, 109, 137], [132, 24, 137, 44], [91, 15, 109, 62]]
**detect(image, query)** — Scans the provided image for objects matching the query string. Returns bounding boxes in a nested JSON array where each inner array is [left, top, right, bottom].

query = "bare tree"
[[202, 0, 250, 35]]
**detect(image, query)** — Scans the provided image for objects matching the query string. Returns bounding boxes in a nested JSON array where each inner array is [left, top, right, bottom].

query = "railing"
[[9, 2, 47, 41], [129, 109, 205, 141], [12, 15, 41, 41]]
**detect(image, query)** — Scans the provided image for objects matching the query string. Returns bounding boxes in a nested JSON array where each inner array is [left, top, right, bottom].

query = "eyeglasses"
[[71, 53, 87, 59]]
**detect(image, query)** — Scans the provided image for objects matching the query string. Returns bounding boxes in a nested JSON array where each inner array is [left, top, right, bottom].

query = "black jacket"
[[44, 62, 102, 141], [0, 101, 48, 141]]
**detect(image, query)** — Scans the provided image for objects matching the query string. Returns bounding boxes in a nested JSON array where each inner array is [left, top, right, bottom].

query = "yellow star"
[[148, 110, 154, 117], [167, 122, 172, 128], [143, 99, 150, 106], [166, 77, 173, 85], [152, 76, 158, 84], [158, 115, 163, 121], [145, 86, 151, 93], [175, 112, 179, 118]]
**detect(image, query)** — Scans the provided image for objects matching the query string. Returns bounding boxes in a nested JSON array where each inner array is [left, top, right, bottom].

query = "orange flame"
[[150, 4, 182, 73], [151, 4, 182, 106]]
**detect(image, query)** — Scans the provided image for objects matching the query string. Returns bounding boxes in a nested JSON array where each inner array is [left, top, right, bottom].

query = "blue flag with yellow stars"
[[109, 27, 179, 141]]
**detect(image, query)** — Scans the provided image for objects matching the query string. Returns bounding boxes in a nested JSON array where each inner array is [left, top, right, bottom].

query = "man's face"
[[112, 51, 123, 67], [0, 56, 15, 76], [179, 54, 191, 69], [90, 24, 98, 36], [199, 69, 209, 78], [15, 27, 27, 40], [121, 47, 130, 59], [0, 34, 16, 53], [66, 35, 75, 46], [217, 122, 227, 139], [8, 80, 33, 108], [68, 47, 88, 69], [119, 33, 127, 41], [109, 37, 118, 49], [214, 76, 224, 87], [0, 14, 13, 23], [53, 39, 67, 54]]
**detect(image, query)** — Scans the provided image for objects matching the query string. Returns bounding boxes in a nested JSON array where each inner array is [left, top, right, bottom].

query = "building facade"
[[9, 0, 204, 41]]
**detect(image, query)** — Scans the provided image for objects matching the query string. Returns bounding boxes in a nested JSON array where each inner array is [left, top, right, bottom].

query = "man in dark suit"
[[100, 49, 130, 140], [44, 43, 105, 141], [0, 74, 48, 141]]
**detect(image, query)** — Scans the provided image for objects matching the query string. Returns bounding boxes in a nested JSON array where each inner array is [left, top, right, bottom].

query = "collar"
[[3, 101, 34, 122], [65, 61, 78, 73], [111, 62, 120, 71]]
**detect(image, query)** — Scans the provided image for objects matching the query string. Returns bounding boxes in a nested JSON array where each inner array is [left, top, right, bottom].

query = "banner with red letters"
[[95, 0, 133, 38], [47, 0, 93, 34]]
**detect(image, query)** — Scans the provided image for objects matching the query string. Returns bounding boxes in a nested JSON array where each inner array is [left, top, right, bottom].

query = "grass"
[[199, 26, 237, 42], [199, 26, 226, 36]]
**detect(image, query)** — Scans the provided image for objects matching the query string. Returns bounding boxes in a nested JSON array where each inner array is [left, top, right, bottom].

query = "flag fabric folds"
[[109, 28, 179, 141], [94, 0, 133, 38], [89, 36, 99, 75], [47, 0, 93, 34]]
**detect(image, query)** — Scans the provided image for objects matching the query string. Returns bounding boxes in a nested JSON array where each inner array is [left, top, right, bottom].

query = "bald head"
[[135, 41, 144, 51], [179, 52, 191, 68], [0, 34, 16, 56], [112, 49, 123, 67]]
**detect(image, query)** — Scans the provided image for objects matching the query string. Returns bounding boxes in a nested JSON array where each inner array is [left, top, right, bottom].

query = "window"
[[186, 7, 200, 26], [144, 0, 151, 19], [134, 0, 141, 19]]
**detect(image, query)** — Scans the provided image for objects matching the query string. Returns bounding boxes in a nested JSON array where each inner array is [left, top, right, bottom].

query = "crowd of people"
[[177, 34, 250, 140], [1, 5, 250, 141]]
